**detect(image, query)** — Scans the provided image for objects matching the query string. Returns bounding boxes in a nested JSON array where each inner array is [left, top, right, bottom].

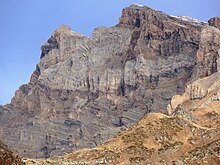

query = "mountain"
[[45, 71, 219, 165], [24, 60, 220, 164], [24, 72, 220, 164], [0, 4, 220, 161]]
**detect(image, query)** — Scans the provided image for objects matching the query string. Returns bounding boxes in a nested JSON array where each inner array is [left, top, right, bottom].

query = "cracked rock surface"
[[0, 4, 220, 158]]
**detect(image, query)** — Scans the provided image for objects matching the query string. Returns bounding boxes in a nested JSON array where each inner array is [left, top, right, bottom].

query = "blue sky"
[[0, 0, 220, 105]]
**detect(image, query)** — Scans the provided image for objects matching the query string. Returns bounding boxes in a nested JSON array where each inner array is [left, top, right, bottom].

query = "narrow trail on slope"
[[192, 87, 219, 110]]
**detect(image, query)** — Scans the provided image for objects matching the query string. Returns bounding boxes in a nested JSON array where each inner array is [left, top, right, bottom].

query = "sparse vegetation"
[[158, 141, 183, 154], [0, 140, 22, 165], [182, 139, 220, 164]]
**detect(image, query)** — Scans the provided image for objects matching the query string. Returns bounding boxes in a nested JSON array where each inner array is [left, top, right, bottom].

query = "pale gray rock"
[[0, 5, 220, 158]]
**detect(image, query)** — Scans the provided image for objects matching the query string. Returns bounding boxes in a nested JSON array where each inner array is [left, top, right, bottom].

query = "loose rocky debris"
[[0, 140, 22, 165]]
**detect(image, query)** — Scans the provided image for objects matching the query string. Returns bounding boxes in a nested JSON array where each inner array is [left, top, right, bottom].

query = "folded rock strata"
[[0, 4, 220, 158]]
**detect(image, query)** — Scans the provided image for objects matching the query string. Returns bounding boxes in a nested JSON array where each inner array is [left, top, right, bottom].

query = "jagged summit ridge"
[[170, 15, 205, 25], [132, 3, 144, 7], [0, 4, 220, 159]]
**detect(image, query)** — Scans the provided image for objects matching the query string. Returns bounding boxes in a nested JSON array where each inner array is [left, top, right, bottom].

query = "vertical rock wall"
[[0, 5, 220, 158]]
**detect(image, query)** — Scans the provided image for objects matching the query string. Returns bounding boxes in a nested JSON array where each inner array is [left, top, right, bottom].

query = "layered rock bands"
[[0, 5, 220, 158]]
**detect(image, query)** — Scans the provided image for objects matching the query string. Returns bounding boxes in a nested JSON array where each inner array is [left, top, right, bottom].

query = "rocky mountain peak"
[[54, 25, 72, 33], [119, 4, 165, 28], [0, 5, 220, 160], [53, 25, 86, 39], [208, 17, 220, 29], [40, 25, 86, 59]]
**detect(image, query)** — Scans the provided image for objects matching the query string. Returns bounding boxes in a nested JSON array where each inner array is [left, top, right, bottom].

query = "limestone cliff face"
[[167, 71, 220, 115], [0, 4, 220, 158]]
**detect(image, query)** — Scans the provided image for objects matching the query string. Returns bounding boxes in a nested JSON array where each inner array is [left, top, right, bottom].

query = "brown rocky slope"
[[25, 71, 220, 164], [59, 70, 220, 165], [0, 140, 22, 165], [0, 4, 220, 161]]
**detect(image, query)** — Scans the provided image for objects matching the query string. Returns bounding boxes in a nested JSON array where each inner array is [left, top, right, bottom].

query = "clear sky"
[[0, 0, 220, 105]]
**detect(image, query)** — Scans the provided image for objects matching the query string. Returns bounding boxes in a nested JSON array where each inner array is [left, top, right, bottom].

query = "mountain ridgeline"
[[0, 4, 220, 161]]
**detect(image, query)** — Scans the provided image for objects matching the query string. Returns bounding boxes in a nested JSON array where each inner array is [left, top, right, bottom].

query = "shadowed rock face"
[[208, 17, 220, 29], [0, 4, 220, 158]]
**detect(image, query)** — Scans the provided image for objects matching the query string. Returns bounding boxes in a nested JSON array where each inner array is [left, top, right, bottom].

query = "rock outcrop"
[[208, 17, 220, 29], [0, 140, 22, 165], [0, 4, 220, 158], [24, 68, 220, 165]]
